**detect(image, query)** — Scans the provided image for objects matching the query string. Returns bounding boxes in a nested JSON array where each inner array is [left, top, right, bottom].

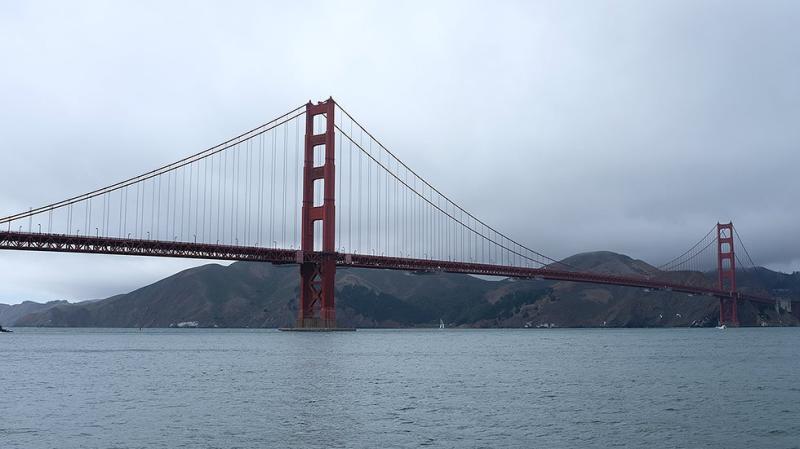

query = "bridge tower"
[[298, 98, 337, 328], [717, 222, 738, 326]]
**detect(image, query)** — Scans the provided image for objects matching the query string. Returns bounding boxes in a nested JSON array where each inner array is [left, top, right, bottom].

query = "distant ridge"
[[0, 300, 68, 326], [557, 251, 659, 276], [8, 252, 800, 328]]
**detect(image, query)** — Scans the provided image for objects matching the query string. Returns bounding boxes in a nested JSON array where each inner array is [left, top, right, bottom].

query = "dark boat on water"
[[0, 325, 12, 333]]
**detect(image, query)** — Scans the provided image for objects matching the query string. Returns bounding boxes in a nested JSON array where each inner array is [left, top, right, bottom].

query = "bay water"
[[2, 328, 798, 448]]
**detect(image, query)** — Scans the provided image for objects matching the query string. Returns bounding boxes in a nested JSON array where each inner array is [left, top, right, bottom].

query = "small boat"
[[439, 319, 445, 330], [175, 321, 199, 328], [0, 325, 12, 333], [716, 324, 727, 330]]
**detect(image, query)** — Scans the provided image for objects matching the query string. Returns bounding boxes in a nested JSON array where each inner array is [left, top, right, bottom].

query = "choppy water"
[[1, 328, 799, 449]]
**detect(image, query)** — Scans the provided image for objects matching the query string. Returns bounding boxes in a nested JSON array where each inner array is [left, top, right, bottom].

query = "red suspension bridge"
[[0, 98, 778, 327]]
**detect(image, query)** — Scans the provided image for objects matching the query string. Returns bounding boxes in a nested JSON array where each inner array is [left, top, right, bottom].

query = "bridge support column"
[[297, 98, 337, 328], [717, 222, 738, 326]]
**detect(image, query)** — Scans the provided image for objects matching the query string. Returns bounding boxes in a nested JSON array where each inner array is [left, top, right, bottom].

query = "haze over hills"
[[0, 300, 69, 327], [3, 251, 799, 328]]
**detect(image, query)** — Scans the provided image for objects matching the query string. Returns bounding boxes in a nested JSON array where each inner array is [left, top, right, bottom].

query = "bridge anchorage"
[[0, 97, 777, 329]]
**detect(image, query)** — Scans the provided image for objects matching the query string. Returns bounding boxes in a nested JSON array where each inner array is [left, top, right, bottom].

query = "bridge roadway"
[[0, 231, 773, 304]]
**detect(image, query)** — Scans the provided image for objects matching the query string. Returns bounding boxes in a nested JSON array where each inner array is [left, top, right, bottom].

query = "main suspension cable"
[[0, 105, 307, 224], [333, 102, 573, 269]]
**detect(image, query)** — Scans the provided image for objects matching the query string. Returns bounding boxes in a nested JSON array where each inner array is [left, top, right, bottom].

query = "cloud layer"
[[1, 0, 798, 303]]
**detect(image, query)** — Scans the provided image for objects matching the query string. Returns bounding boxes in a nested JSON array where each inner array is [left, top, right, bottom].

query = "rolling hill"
[[7, 252, 799, 328]]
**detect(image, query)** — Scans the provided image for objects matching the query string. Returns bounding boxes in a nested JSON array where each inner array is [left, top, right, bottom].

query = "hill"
[[0, 300, 69, 326], [9, 252, 800, 328]]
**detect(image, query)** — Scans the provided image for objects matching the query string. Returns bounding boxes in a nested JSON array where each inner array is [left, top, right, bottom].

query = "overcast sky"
[[0, 0, 798, 304]]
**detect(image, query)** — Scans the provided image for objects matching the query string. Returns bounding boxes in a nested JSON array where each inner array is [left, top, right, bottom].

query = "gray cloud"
[[1, 0, 798, 303]]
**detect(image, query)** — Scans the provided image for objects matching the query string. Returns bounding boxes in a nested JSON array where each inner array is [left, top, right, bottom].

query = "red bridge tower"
[[298, 99, 337, 328], [717, 222, 738, 326]]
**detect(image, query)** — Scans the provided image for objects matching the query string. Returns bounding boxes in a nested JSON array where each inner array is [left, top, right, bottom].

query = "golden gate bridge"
[[0, 98, 779, 327]]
